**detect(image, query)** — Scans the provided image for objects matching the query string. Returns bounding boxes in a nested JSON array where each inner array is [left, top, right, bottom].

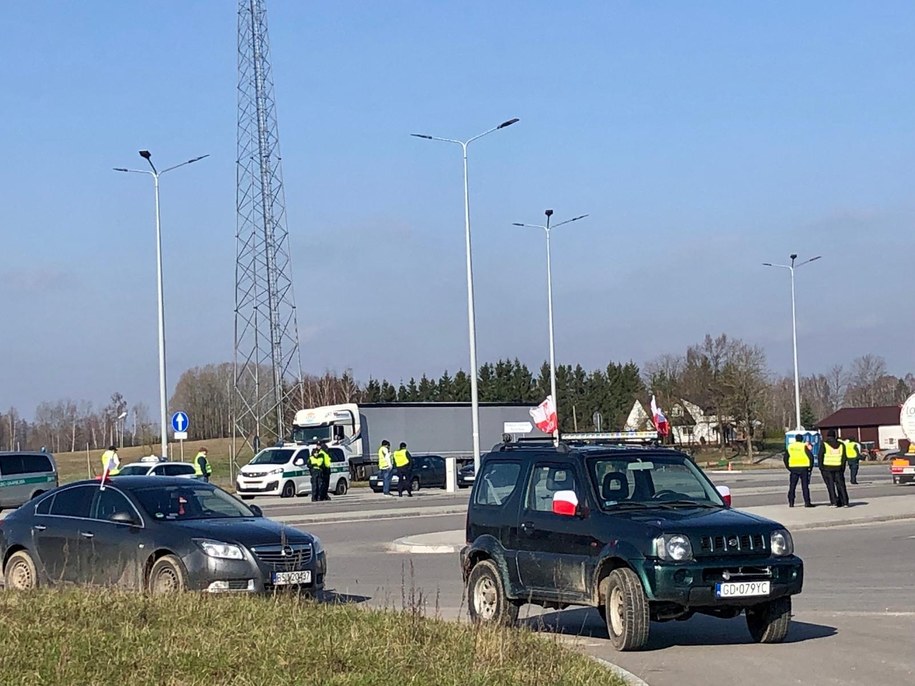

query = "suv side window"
[[473, 461, 521, 507], [526, 464, 578, 512]]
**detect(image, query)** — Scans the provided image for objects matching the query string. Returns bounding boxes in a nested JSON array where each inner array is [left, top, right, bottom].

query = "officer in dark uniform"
[[317, 440, 332, 501], [308, 447, 324, 502], [784, 434, 815, 508], [819, 430, 849, 507]]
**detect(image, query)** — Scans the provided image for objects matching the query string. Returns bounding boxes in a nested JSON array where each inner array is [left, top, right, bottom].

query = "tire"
[[602, 568, 650, 651], [746, 597, 791, 643], [148, 555, 188, 595], [467, 559, 518, 627], [281, 481, 296, 498], [411, 476, 420, 492], [335, 478, 348, 496], [4, 550, 39, 591]]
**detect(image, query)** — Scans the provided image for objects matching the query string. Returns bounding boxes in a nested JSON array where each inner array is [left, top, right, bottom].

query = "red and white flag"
[[530, 395, 558, 435], [650, 395, 670, 436], [99, 450, 119, 491]]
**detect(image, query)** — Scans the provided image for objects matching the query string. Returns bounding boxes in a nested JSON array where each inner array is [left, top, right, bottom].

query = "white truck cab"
[[235, 445, 349, 500]]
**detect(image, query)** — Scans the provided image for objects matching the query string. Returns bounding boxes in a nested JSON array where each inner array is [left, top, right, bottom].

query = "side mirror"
[[717, 485, 732, 508], [293, 457, 305, 467], [551, 490, 579, 517], [110, 511, 141, 526], [249, 504, 264, 517]]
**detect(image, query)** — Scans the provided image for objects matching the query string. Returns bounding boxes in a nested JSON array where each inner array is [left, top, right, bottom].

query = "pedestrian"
[[317, 441, 332, 501], [842, 438, 862, 485], [392, 442, 413, 497], [784, 434, 815, 508], [100, 445, 121, 477], [193, 447, 213, 483], [819, 430, 849, 507], [377, 439, 394, 496], [309, 447, 323, 502]]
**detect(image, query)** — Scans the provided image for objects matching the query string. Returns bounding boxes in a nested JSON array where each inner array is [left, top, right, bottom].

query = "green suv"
[[460, 442, 804, 651]]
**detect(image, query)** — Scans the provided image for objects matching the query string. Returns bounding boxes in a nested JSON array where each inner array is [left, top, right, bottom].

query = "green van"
[[0, 452, 59, 513]]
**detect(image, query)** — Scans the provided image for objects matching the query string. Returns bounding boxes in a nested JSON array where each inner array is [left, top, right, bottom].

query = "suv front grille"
[[252, 543, 313, 569], [699, 533, 767, 555]]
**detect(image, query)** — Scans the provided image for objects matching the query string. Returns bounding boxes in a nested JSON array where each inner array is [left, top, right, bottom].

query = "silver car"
[[0, 451, 59, 513]]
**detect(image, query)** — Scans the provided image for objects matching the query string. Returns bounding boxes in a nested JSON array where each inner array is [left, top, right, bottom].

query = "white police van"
[[235, 445, 349, 499], [0, 451, 59, 512]]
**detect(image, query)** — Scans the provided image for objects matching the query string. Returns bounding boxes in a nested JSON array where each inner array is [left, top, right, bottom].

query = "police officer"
[[317, 441, 332, 501], [819, 430, 849, 507], [392, 442, 413, 497], [193, 447, 213, 483], [378, 439, 394, 496], [842, 438, 862, 485], [784, 434, 815, 508], [308, 447, 324, 502], [100, 445, 120, 476]]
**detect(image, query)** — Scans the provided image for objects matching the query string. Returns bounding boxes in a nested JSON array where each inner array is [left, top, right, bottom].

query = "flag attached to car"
[[530, 395, 558, 434], [650, 395, 670, 436]]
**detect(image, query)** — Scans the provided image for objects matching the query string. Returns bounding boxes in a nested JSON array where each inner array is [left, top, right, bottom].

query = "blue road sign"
[[171, 411, 189, 433]]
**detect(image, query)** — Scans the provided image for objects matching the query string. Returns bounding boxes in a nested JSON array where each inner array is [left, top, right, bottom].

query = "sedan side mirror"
[[110, 511, 141, 527], [249, 504, 264, 517]]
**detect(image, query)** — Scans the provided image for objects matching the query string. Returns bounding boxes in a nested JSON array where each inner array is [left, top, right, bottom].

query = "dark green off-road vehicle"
[[460, 442, 804, 651]]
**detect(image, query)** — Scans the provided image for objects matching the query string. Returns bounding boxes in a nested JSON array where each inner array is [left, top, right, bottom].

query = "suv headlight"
[[654, 534, 693, 562], [195, 539, 245, 560], [770, 529, 794, 556]]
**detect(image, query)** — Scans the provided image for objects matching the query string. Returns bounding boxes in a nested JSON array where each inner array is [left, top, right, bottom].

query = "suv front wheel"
[[602, 568, 650, 651], [467, 560, 518, 627], [746, 597, 791, 643]]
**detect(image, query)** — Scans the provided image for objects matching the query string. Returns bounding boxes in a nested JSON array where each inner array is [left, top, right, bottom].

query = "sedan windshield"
[[133, 484, 255, 521], [249, 448, 294, 465], [588, 455, 724, 510], [117, 465, 151, 476]]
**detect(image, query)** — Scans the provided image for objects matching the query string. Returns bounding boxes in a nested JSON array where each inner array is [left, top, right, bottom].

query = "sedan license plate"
[[904, 467, 915, 474], [272, 570, 311, 586], [715, 581, 770, 598]]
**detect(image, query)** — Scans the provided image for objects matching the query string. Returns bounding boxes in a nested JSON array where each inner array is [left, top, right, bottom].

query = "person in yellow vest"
[[193, 447, 213, 483], [842, 438, 861, 485], [783, 434, 814, 508], [317, 441, 332, 501], [378, 439, 394, 496], [100, 445, 120, 477], [392, 442, 413, 498], [308, 447, 325, 502], [818, 430, 849, 507]]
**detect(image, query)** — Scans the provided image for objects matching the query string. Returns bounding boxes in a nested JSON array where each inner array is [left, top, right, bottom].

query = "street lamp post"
[[411, 118, 519, 474], [115, 411, 128, 447], [512, 211, 589, 443], [763, 253, 822, 430], [115, 151, 209, 459]]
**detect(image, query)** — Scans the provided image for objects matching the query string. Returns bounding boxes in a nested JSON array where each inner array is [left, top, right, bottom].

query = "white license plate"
[[272, 570, 311, 586], [715, 581, 770, 598], [904, 467, 915, 474]]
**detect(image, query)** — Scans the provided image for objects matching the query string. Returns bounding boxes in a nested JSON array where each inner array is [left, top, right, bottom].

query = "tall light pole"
[[115, 151, 209, 459], [512, 210, 589, 443], [115, 411, 128, 447], [763, 253, 822, 430], [411, 118, 519, 473]]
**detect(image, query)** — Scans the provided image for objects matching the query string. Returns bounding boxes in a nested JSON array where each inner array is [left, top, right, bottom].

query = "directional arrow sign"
[[171, 411, 189, 434]]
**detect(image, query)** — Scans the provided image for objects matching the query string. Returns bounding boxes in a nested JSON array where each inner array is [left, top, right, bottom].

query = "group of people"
[[376, 440, 414, 497], [785, 430, 862, 508], [308, 441, 333, 502], [98, 446, 213, 481]]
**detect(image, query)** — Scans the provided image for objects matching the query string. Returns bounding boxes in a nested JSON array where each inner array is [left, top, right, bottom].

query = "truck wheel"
[[467, 560, 517, 627], [746, 597, 791, 643], [4, 550, 39, 590], [281, 481, 296, 498], [335, 478, 348, 496], [602, 568, 650, 651]]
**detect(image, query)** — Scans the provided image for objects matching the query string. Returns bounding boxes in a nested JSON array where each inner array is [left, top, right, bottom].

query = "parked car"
[[236, 446, 349, 499], [368, 455, 446, 492], [0, 451, 58, 513], [457, 461, 476, 489], [461, 441, 803, 651], [0, 477, 326, 594], [890, 450, 915, 485], [115, 461, 201, 479]]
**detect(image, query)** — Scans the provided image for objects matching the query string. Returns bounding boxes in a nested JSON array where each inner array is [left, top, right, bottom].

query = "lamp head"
[[789, 253, 798, 260], [545, 209, 554, 217], [139, 150, 151, 160]]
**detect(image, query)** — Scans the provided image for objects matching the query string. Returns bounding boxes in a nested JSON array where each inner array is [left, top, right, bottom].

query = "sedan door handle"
[[520, 521, 535, 534], [79, 531, 95, 539], [32, 524, 47, 532]]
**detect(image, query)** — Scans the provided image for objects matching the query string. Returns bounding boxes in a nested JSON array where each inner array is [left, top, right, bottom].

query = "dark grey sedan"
[[0, 477, 326, 594]]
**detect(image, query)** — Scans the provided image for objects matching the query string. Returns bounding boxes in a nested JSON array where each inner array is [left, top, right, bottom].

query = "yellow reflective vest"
[[822, 443, 844, 468], [101, 450, 120, 476], [378, 446, 392, 470], [193, 452, 213, 476], [843, 440, 860, 460], [393, 449, 410, 468], [787, 442, 811, 469]]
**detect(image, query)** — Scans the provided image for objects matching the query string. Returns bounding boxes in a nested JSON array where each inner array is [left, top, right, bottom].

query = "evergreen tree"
[[438, 371, 455, 401], [417, 374, 436, 401], [453, 370, 471, 401]]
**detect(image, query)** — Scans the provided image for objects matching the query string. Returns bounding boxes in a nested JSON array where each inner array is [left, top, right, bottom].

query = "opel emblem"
[[281, 545, 294, 557]]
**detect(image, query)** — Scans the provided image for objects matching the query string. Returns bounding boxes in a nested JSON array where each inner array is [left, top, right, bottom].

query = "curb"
[[276, 505, 468, 526], [789, 511, 915, 531], [590, 656, 651, 686]]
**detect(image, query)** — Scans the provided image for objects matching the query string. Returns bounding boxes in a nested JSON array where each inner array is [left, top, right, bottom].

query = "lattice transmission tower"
[[233, 0, 303, 466]]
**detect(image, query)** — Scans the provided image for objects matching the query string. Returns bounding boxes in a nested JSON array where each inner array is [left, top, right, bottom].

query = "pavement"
[[389, 493, 915, 553]]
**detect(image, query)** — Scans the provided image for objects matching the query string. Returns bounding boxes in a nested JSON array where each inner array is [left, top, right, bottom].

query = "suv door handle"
[[520, 521, 535, 534], [79, 531, 94, 539], [32, 524, 47, 532]]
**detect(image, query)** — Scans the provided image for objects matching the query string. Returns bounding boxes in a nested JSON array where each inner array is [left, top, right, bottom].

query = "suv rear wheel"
[[468, 560, 518, 627], [746, 597, 791, 643], [602, 568, 650, 651]]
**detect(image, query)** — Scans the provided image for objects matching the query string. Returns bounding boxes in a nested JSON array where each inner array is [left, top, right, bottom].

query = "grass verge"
[[0, 590, 621, 686]]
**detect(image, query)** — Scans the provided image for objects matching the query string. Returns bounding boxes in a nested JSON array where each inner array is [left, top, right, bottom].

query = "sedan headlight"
[[195, 539, 245, 560], [654, 534, 693, 562], [770, 529, 794, 556]]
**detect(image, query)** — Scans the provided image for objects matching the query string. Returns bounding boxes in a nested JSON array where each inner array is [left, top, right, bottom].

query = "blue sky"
[[2, 1, 914, 417]]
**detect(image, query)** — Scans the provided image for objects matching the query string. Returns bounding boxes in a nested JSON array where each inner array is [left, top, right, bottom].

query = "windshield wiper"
[[656, 499, 719, 509], [605, 501, 652, 510]]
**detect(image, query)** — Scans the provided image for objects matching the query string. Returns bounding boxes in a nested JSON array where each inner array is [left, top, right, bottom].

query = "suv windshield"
[[249, 448, 294, 465], [588, 455, 723, 510], [134, 484, 254, 520]]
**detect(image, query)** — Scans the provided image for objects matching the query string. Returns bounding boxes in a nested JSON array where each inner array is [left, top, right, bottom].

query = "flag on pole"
[[99, 449, 119, 491], [650, 395, 670, 436], [530, 395, 558, 434]]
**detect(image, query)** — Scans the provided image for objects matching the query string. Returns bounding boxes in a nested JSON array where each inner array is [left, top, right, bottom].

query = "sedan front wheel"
[[148, 555, 188, 595], [4, 550, 39, 591]]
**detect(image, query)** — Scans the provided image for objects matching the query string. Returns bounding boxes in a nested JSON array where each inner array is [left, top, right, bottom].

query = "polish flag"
[[530, 395, 558, 435], [650, 395, 670, 436], [99, 451, 118, 491], [552, 490, 579, 516]]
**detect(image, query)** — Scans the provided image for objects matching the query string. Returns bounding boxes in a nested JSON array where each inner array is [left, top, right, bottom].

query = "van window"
[[0, 453, 53, 476], [474, 462, 521, 507], [329, 449, 346, 463]]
